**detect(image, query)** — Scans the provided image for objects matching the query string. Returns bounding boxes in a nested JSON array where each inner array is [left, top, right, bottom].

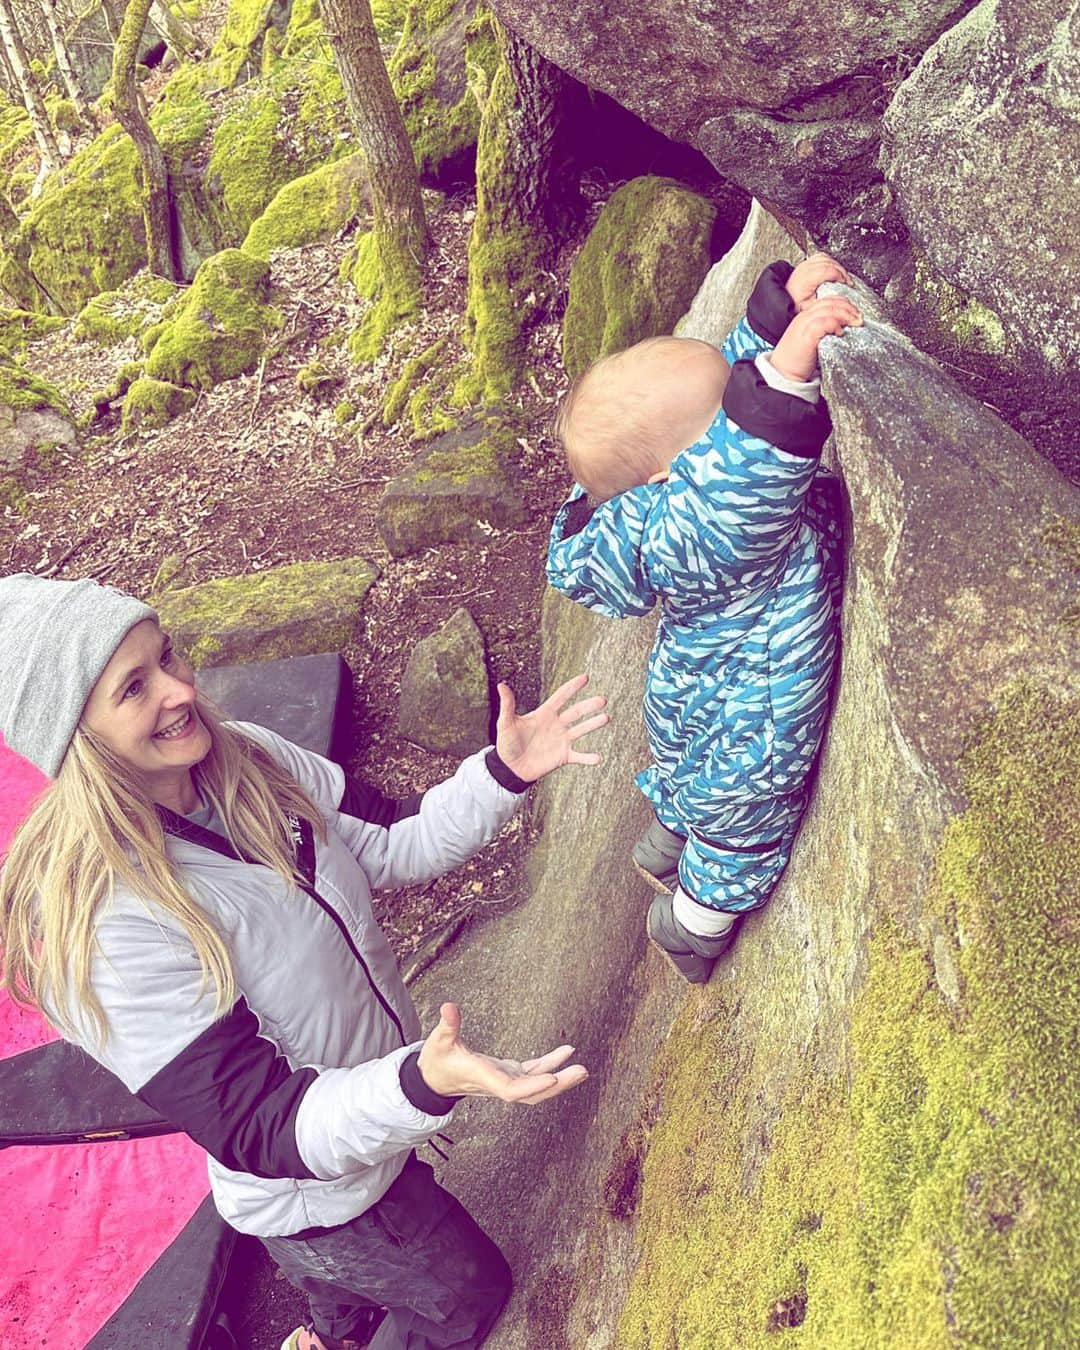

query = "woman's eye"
[[123, 679, 143, 700], [160, 646, 174, 668]]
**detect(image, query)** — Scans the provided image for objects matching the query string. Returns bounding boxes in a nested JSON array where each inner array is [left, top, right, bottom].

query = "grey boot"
[[632, 817, 687, 894], [646, 892, 742, 984]]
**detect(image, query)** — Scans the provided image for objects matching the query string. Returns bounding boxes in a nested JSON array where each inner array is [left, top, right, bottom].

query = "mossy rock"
[[242, 154, 369, 260], [73, 272, 182, 347], [562, 175, 719, 379], [120, 375, 198, 432], [377, 415, 528, 558], [397, 606, 491, 754], [211, 0, 295, 87], [389, 0, 500, 186], [0, 363, 75, 472], [145, 249, 282, 391], [45, 95, 80, 135], [0, 308, 67, 358], [154, 557, 380, 668], [620, 684, 1080, 1348]]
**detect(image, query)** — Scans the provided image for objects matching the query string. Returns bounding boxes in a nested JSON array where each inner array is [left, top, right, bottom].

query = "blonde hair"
[[0, 697, 326, 1044], [556, 337, 729, 501]]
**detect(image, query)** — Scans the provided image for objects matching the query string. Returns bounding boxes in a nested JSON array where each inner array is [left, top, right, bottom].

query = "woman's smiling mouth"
[[154, 710, 195, 740]]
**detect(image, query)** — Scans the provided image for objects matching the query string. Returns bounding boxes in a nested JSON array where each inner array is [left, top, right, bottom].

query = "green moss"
[[350, 231, 380, 299], [0, 363, 68, 414], [333, 399, 355, 425], [382, 335, 450, 426], [45, 95, 80, 134], [120, 375, 198, 431], [295, 359, 342, 397], [0, 308, 67, 357], [145, 248, 281, 390], [620, 683, 1080, 1347], [212, 0, 292, 85], [389, 1, 499, 184], [73, 272, 181, 346], [0, 475, 28, 513], [562, 176, 718, 379], [208, 91, 292, 239], [153, 557, 380, 667], [913, 253, 1010, 358], [242, 154, 366, 259]]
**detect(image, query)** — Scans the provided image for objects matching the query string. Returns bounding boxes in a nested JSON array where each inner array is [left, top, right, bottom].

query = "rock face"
[[409, 203, 1079, 1347], [397, 607, 491, 755], [489, 0, 1078, 476], [561, 175, 722, 379], [881, 0, 1080, 371], [154, 557, 379, 668], [377, 418, 528, 558], [0, 366, 75, 472]]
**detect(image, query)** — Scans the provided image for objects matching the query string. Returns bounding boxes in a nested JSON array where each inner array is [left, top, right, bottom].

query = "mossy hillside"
[[153, 557, 380, 667], [242, 153, 367, 259], [145, 248, 282, 390], [389, 0, 500, 184], [73, 272, 181, 346], [120, 375, 198, 432], [620, 683, 1080, 1348], [562, 176, 718, 379]]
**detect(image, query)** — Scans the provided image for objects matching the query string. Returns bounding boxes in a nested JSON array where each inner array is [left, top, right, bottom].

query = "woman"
[[0, 573, 608, 1350]]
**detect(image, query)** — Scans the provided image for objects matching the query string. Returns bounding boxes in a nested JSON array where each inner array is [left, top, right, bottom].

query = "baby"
[[547, 255, 860, 982]]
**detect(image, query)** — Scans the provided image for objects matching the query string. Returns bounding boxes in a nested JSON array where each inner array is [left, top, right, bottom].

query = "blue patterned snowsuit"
[[547, 267, 843, 913]]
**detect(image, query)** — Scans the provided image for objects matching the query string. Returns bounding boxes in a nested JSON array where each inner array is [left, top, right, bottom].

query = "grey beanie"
[[0, 573, 157, 778]]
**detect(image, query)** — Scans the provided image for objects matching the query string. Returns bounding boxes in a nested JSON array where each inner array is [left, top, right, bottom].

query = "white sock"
[[673, 887, 739, 937]]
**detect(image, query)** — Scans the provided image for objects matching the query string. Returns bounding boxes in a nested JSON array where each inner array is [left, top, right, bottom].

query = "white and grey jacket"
[[54, 724, 528, 1237]]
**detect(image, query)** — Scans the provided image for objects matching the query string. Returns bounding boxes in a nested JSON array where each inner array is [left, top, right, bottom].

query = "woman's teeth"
[[155, 712, 191, 739]]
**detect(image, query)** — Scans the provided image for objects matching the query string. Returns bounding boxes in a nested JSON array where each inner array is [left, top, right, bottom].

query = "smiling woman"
[[0, 572, 607, 1350]]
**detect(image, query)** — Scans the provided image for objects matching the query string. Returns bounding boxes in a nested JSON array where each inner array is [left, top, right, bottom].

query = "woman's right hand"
[[417, 1003, 588, 1104]]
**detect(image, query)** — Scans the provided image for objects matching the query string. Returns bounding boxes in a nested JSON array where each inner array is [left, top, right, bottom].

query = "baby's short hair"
[[556, 338, 687, 500]]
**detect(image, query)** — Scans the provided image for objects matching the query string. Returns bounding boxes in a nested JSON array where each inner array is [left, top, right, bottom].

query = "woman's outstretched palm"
[[494, 673, 609, 784]]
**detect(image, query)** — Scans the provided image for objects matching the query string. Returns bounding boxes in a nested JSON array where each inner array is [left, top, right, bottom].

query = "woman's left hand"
[[495, 673, 609, 784]]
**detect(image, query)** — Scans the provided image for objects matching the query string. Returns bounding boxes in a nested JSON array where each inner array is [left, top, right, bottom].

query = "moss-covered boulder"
[[73, 272, 181, 347], [377, 416, 528, 558], [0, 309, 67, 359], [397, 606, 491, 754], [145, 249, 282, 390], [1, 364, 75, 505], [120, 375, 199, 432], [154, 557, 380, 668], [389, 0, 501, 185], [562, 175, 719, 379], [211, 0, 295, 88], [242, 154, 368, 259]]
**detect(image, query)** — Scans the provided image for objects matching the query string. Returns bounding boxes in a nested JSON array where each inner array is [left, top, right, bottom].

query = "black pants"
[[261, 1155, 511, 1349]]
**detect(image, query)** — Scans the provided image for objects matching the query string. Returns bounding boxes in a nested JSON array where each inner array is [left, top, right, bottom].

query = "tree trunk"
[[149, 0, 204, 60], [456, 21, 581, 405], [0, 0, 61, 175], [112, 0, 179, 280], [41, 0, 93, 125], [321, 0, 428, 358]]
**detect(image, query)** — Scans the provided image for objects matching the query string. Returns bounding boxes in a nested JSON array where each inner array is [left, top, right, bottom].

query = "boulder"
[[145, 249, 281, 391], [881, 0, 1080, 371], [377, 417, 528, 558], [0, 365, 74, 471], [408, 202, 1079, 1347], [389, 0, 501, 185], [0, 309, 67, 359], [242, 154, 369, 259], [120, 376, 198, 432], [397, 607, 490, 755], [562, 175, 719, 379], [73, 273, 181, 347], [153, 557, 379, 669]]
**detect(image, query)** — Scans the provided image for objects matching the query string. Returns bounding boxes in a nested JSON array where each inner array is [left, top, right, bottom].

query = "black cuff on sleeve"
[[485, 747, 532, 794], [399, 1050, 461, 1116], [560, 494, 597, 540], [722, 359, 832, 459], [746, 261, 797, 346]]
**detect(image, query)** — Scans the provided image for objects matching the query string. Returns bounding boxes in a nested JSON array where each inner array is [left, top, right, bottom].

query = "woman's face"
[[81, 619, 212, 803]]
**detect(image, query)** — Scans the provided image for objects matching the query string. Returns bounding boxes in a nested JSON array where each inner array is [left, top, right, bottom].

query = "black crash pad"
[[197, 651, 351, 764]]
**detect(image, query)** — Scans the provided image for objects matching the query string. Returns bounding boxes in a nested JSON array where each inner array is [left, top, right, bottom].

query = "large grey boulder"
[[397, 607, 491, 755], [410, 202, 1079, 1345], [881, 0, 1080, 372]]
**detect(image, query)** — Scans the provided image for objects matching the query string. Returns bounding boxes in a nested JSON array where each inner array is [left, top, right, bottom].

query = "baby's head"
[[555, 336, 729, 501]]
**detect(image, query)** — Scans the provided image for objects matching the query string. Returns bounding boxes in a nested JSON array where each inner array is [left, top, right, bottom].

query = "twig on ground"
[[248, 356, 268, 429], [40, 536, 90, 578]]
